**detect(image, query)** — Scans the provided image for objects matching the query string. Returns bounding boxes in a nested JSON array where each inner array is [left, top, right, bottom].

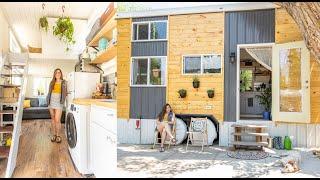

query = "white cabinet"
[[90, 105, 117, 178]]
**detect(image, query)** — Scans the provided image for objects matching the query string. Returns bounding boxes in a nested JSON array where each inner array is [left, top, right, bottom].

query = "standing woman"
[[47, 68, 67, 143]]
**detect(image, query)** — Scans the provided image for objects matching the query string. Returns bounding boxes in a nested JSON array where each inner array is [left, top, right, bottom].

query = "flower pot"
[[284, 136, 292, 150], [193, 81, 200, 88], [262, 111, 270, 120], [207, 91, 214, 98], [178, 91, 187, 98]]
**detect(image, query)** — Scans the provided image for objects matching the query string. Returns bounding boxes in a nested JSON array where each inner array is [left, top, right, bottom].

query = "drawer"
[[90, 105, 117, 134]]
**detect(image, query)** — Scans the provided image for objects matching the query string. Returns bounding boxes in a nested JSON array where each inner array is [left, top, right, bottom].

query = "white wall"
[[25, 59, 76, 97], [0, 8, 9, 66]]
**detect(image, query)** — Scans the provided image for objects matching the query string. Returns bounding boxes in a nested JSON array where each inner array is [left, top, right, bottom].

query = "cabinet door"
[[272, 41, 310, 123], [91, 105, 117, 134], [90, 122, 117, 178]]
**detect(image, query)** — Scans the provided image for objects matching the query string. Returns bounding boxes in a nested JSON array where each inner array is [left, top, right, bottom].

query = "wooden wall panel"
[[275, 8, 320, 124], [116, 18, 131, 119], [168, 13, 224, 122]]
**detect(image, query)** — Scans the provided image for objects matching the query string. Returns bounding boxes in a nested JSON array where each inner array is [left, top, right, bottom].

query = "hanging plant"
[[39, 16, 49, 32], [52, 16, 76, 51], [178, 89, 187, 98], [192, 76, 200, 88]]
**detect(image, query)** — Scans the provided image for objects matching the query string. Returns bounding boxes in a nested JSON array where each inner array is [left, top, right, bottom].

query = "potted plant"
[[256, 87, 272, 120], [207, 89, 215, 98], [52, 16, 76, 51], [178, 89, 187, 98], [39, 16, 49, 32], [192, 76, 200, 88]]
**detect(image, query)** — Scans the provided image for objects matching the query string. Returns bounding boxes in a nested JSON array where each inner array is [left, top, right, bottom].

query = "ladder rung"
[[2, 121, 14, 125], [0, 74, 23, 77], [0, 146, 10, 158], [0, 110, 17, 114], [231, 132, 269, 137], [230, 141, 268, 147], [4, 64, 25, 69], [0, 126, 13, 133]]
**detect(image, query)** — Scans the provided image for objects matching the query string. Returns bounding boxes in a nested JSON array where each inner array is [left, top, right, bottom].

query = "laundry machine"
[[65, 103, 92, 175]]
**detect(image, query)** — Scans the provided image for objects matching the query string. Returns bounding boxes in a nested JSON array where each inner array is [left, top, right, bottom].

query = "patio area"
[[117, 144, 320, 178]]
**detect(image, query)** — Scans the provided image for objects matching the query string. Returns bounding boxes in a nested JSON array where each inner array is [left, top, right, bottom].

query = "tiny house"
[[115, 2, 320, 147]]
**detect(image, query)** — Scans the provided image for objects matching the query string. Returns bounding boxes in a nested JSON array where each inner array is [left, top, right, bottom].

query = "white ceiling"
[[0, 2, 109, 49]]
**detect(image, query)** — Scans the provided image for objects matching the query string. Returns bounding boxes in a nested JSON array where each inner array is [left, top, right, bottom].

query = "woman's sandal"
[[159, 147, 165, 152], [170, 137, 177, 144], [51, 135, 57, 142], [56, 136, 62, 143]]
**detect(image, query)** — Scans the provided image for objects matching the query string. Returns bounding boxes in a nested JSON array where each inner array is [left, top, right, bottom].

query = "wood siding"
[[167, 13, 224, 122], [117, 18, 131, 119], [275, 8, 320, 124]]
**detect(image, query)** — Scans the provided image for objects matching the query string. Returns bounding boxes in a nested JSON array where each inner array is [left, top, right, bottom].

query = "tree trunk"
[[275, 2, 320, 63]]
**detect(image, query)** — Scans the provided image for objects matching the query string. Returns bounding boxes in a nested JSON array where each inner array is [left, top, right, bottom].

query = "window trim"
[[130, 56, 167, 87], [181, 54, 223, 75], [131, 20, 168, 42]]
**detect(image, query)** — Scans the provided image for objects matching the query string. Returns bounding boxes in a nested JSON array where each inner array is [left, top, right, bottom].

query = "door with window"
[[272, 41, 310, 123]]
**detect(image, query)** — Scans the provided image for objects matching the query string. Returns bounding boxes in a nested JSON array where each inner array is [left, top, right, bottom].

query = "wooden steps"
[[0, 146, 10, 158], [231, 124, 267, 128], [0, 74, 23, 77], [230, 141, 268, 147], [4, 64, 25, 69], [0, 110, 17, 115], [231, 132, 269, 137], [0, 126, 13, 134]]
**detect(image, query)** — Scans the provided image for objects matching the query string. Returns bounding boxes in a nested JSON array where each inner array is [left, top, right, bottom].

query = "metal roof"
[[116, 2, 276, 19]]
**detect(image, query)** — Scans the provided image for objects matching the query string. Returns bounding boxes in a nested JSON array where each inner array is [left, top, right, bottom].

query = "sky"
[[135, 2, 246, 10]]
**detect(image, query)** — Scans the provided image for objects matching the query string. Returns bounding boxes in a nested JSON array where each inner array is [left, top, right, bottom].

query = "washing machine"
[[65, 103, 92, 175]]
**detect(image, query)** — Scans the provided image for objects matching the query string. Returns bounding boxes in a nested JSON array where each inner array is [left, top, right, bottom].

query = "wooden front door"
[[272, 41, 310, 123]]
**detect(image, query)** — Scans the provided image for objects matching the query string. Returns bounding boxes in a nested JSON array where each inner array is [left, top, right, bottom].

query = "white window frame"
[[131, 20, 168, 42], [130, 56, 167, 87], [182, 54, 222, 75]]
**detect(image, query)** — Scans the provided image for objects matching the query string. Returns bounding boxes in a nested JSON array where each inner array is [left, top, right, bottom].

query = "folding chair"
[[186, 117, 208, 151], [152, 120, 176, 150]]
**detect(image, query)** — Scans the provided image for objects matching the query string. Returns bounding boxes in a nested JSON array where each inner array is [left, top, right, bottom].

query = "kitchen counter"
[[72, 98, 117, 109]]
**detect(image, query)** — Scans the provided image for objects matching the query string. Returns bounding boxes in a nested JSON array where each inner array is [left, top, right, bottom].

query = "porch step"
[[231, 124, 268, 129], [0, 146, 10, 158], [230, 141, 268, 147], [0, 110, 17, 114], [231, 132, 269, 137], [2, 121, 14, 125], [0, 126, 13, 134]]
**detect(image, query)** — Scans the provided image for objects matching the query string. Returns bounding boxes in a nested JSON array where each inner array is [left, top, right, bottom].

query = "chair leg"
[[202, 133, 205, 152], [153, 131, 158, 149], [186, 134, 190, 151]]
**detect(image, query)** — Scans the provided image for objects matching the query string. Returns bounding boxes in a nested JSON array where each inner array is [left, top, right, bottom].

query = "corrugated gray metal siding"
[[132, 41, 167, 56], [132, 16, 168, 22], [130, 87, 166, 119], [224, 9, 275, 122]]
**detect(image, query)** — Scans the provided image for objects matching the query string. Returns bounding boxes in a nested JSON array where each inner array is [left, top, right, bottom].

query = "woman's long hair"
[[49, 68, 63, 91], [158, 103, 172, 121]]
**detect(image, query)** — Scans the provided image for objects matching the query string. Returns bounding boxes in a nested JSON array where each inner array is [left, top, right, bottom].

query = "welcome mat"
[[227, 150, 269, 160]]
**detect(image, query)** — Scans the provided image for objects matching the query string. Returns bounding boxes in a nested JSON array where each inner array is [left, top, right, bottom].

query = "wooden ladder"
[[0, 52, 29, 177]]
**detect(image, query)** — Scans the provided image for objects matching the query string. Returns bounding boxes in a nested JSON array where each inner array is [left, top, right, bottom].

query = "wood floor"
[[0, 120, 83, 178]]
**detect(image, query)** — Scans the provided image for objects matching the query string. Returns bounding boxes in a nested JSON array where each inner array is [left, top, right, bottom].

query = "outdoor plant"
[[255, 87, 272, 120], [192, 76, 200, 88], [207, 89, 215, 98], [52, 16, 76, 51], [39, 16, 49, 32], [178, 89, 187, 98]]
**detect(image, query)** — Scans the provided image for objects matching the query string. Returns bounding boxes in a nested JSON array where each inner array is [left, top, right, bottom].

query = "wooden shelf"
[[0, 126, 13, 134], [231, 124, 267, 128], [231, 132, 269, 137], [230, 141, 268, 147], [87, 9, 117, 47], [90, 44, 117, 64]]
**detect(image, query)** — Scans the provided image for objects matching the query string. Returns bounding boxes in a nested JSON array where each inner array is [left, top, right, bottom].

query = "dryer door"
[[66, 112, 77, 149]]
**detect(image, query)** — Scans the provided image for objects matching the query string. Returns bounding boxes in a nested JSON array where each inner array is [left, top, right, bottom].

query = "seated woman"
[[156, 103, 177, 152]]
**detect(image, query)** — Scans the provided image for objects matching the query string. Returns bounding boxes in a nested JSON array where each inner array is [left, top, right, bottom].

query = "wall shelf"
[[90, 44, 117, 64]]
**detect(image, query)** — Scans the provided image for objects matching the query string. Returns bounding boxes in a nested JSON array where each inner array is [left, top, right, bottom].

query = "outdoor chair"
[[152, 119, 177, 150], [186, 117, 208, 151]]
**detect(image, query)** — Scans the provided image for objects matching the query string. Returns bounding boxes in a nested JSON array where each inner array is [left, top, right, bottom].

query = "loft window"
[[131, 57, 166, 86], [132, 20, 167, 41], [183, 54, 222, 75]]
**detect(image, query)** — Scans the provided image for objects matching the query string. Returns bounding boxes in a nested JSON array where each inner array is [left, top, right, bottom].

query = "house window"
[[131, 57, 166, 86], [183, 54, 222, 74], [132, 21, 167, 41], [32, 77, 51, 97]]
